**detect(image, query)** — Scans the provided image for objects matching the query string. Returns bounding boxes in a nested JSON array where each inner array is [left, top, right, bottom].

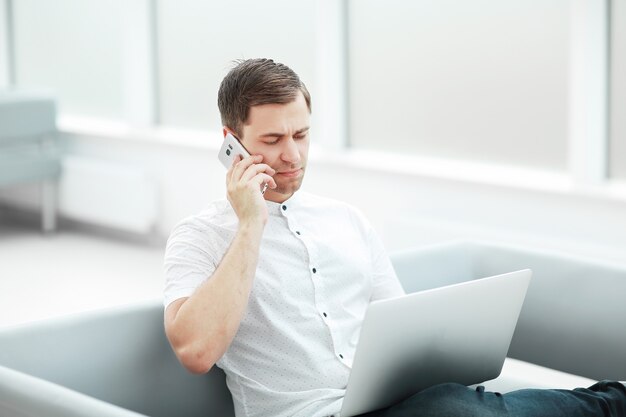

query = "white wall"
[[4, 1, 623, 263], [0, 0, 10, 87], [2, 128, 624, 265]]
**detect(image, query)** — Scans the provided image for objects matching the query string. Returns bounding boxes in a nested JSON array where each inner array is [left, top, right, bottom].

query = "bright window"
[[348, 0, 570, 170], [13, 0, 127, 119], [610, 0, 626, 180], [157, 0, 317, 131]]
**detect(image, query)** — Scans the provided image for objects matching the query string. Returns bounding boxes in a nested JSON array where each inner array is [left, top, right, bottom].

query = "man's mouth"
[[276, 168, 302, 178]]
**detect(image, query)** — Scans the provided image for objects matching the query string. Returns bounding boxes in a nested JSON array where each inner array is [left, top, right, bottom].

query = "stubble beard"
[[271, 166, 306, 196]]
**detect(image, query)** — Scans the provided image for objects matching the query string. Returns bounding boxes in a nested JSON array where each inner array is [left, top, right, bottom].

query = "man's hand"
[[226, 154, 277, 226], [166, 154, 276, 374]]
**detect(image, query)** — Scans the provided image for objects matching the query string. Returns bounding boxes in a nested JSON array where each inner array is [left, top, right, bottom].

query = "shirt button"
[[296, 231, 301, 235], [339, 354, 344, 359], [312, 267, 317, 274], [282, 205, 287, 211], [323, 312, 327, 317]]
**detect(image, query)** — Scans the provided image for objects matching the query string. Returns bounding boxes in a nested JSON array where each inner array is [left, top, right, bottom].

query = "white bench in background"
[[0, 92, 60, 232]]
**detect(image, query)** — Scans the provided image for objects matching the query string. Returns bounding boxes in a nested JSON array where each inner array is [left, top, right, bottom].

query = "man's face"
[[237, 92, 310, 203]]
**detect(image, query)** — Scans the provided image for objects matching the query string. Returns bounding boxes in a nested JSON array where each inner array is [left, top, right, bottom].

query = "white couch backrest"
[[391, 240, 626, 381]]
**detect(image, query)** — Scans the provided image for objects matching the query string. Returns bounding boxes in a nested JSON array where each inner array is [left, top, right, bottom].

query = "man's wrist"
[[238, 218, 266, 236]]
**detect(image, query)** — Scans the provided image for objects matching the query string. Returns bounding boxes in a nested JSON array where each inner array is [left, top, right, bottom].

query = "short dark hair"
[[217, 58, 311, 138]]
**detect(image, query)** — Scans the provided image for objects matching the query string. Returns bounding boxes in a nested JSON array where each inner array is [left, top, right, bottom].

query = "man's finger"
[[253, 174, 277, 190], [241, 163, 276, 182], [231, 154, 262, 180]]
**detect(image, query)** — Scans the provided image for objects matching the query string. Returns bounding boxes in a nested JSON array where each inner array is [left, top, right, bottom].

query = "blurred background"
[[0, 0, 625, 326]]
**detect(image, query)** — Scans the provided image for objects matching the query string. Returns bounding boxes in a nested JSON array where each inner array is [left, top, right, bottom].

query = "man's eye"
[[294, 134, 307, 140], [265, 139, 280, 145]]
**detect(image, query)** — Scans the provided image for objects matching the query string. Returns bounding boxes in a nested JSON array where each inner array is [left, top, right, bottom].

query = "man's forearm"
[[166, 221, 264, 373]]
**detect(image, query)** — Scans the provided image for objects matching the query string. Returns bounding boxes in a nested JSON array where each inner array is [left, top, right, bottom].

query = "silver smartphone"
[[218, 133, 268, 194], [218, 133, 251, 169]]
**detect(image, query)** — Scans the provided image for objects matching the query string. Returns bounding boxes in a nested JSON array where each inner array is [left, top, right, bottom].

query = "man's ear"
[[223, 127, 240, 140]]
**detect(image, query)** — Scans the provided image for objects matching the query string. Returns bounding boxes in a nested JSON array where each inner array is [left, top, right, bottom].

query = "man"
[[164, 58, 626, 417]]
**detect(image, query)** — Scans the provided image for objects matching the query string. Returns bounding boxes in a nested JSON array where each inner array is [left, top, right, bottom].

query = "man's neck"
[[263, 190, 296, 204]]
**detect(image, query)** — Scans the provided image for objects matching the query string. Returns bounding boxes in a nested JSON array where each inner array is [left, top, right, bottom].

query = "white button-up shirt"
[[164, 192, 405, 417]]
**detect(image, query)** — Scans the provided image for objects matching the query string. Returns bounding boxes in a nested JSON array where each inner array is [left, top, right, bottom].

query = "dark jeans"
[[358, 381, 626, 417]]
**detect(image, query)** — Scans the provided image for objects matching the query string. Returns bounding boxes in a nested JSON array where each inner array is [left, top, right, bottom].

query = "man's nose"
[[281, 138, 301, 163]]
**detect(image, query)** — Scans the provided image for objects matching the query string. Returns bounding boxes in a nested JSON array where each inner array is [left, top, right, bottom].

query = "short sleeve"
[[163, 221, 223, 310], [348, 206, 405, 302], [367, 223, 406, 302]]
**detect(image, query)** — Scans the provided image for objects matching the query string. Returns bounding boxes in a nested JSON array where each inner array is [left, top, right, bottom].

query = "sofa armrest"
[[0, 365, 145, 417], [0, 301, 234, 417]]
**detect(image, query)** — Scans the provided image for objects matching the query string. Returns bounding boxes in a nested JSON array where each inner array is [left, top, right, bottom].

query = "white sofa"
[[0, 240, 623, 416]]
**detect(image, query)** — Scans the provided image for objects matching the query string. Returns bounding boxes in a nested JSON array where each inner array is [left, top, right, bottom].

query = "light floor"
[[0, 218, 166, 328]]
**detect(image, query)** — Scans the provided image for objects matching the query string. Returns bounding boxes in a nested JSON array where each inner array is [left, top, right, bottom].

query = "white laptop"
[[340, 269, 532, 417]]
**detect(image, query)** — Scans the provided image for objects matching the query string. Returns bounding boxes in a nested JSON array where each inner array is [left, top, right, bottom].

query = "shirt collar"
[[266, 191, 302, 216]]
